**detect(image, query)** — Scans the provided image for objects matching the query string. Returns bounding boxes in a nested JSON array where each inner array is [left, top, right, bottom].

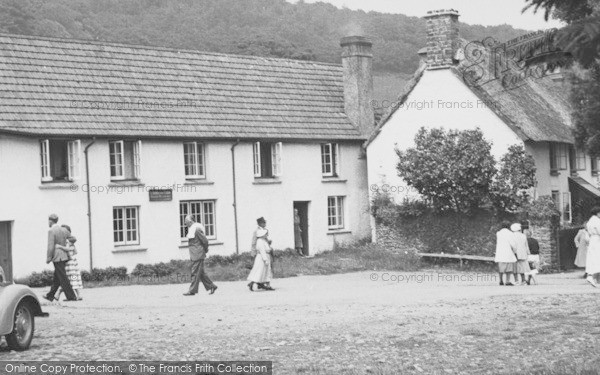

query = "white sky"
[[289, 0, 565, 30]]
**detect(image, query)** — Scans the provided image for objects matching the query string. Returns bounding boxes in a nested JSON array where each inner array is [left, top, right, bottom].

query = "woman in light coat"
[[585, 207, 600, 287], [247, 217, 275, 291], [511, 223, 530, 285], [495, 221, 517, 286]]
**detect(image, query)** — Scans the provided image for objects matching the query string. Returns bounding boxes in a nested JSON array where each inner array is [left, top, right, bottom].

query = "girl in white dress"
[[247, 217, 275, 291], [56, 225, 83, 300], [585, 208, 600, 287]]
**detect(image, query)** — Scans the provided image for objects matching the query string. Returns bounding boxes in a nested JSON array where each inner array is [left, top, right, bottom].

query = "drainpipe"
[[231, 139, 241, 254], [84, 138, 96, 271]]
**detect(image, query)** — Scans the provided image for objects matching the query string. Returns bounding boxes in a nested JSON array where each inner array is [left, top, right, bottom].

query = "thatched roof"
[[0, 33, 362, 141], [366, 38, 574, 147]]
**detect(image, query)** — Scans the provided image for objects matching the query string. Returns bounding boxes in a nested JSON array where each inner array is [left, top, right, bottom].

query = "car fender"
[[0, 284, 47, 336]]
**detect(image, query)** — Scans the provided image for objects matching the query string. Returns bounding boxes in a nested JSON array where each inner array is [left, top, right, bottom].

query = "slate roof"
[[366, 38, 575, 146], [0, 33, 362, 141]]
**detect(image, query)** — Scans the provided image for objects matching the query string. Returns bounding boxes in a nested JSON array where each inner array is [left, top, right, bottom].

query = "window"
[[562, 192, 572, 223], [253, 142, 282, 178], [592, 157, 598, 176], [569, 146, 586, 171], [109, 140, 141, 180], [40, 139, 81, 182], [179, 200, 216, 239], [327, 196, 345, 230], [321, 143, 340, 177], [551, 190, 560, 211], [113, 206, 139, 246], [183, 142, 205, 179], [549, 143, 568, 172]]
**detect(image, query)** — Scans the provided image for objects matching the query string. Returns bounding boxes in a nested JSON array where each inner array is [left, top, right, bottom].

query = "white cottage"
[[0, 33, 376, 278], [366, 9, 599, 240]]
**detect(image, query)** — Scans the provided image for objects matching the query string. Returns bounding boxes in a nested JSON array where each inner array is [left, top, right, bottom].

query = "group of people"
[[44, 214, 83, 302], [573, 206, 600, 287], [44, 210, 303, 299], [182, 215, 278, 296], [494, 221, 540, 286]]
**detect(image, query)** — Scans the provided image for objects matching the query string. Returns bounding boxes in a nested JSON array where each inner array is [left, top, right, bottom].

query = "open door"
[[0, 221, 13, 282], [293, 202, 309, 256]]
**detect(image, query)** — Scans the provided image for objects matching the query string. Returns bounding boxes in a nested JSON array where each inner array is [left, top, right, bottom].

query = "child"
[[56, 225, 83, 301], [525, 229, 540, 285]]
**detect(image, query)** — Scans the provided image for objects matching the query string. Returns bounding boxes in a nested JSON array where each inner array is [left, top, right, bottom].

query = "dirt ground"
[[2, 270, 600, 374]]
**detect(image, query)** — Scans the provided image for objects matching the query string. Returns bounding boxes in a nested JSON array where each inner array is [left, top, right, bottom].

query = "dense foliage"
[[490, 144, 537, 212], [396, 128, 497, 213], [524, 0, 599, 67], [524, 0, 600, 155], [0, 0, 528, 75]]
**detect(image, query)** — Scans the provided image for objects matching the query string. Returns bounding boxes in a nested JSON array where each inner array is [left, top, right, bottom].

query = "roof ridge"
[[0, 32, 343, 68]]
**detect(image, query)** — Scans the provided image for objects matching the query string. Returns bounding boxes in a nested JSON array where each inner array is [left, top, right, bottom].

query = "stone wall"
[[374, 213, 560, 267]]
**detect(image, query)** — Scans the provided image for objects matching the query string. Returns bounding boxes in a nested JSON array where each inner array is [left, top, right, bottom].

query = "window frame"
[[40, 139, 81, 182], [113, 206, 140, 246], [569, 146, 586, 172], [179, 200, 217, 240], [549, 143, 568, 172], [109, 140, 142, 181], [253, 141, 282, 178], [327, 196, 345, 230], [321, 143, 340, 177], [183, 142, 206, 179], [592, 156, 599, 176]]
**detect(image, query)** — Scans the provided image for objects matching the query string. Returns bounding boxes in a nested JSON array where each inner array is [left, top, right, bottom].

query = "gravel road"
[[2, 270, 600, 374]]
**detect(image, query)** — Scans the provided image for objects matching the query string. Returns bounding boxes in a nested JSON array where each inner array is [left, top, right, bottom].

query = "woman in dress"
[[56, 225, 83, 301], [585, 207, 600, 287], [495, 221, 516, 286], [511, 223, 531, 285], [247, 217, 275, 291], [294, 209, 304, 257], [574, 222, 589, 277]]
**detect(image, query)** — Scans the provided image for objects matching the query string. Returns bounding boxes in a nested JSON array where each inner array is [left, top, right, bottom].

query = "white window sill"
[[327, 229, 352, 235], [321, 178, 347, 183], [179, 240, 223, 249], [39, 182, 76, 189], [112, 246, 147, 253], [183, 180, 215, 186], [253, 178, 282, 185], [109, 180, 144, 187]]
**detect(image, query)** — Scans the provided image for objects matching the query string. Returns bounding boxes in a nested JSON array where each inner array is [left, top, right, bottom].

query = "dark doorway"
[[293, 202, 309, 256], [0, 221, 13, 282], [558, 227, 580, 270]]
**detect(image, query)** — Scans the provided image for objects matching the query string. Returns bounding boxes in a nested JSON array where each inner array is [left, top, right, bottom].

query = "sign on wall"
[[149, 189, 173, 202]]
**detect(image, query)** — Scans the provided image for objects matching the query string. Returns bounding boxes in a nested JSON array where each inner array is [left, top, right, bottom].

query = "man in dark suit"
[[183, 215, 217, 296], [44, 214, 77, 302]]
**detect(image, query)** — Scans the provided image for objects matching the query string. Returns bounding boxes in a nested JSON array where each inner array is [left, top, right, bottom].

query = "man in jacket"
[[44, 214, 77, 301], [183, 215, 217, 296]]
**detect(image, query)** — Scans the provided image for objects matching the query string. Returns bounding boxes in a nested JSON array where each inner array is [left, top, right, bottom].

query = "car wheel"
[[5, 301, 35, 351]]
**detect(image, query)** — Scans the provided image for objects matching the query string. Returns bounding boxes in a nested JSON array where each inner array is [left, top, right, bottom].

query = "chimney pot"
[[340, 35, 374, 137], [423, 9, 460, 69]]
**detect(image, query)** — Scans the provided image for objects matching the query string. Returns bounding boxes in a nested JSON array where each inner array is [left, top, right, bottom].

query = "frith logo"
[[462, 29, 570, 90]]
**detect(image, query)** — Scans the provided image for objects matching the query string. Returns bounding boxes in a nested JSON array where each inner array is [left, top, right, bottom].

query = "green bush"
[[131, 262, 177, 277], [88, 266, 128, 281], [17, 270, 55, 288]]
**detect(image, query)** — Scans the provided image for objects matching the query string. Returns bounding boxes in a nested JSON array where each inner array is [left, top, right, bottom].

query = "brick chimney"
[[340, 36, 374, 136], [424, 9, 460, 69]]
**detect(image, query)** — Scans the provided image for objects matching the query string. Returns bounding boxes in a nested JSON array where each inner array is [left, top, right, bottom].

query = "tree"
[[396, 128, 497, 214], [524, 0, 600, 154], [490, 145, 537, 212], [524, 0, 599, 67]]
